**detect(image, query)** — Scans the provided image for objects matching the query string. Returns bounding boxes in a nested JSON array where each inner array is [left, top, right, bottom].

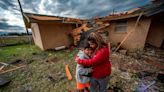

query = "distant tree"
[[8, 32, 20, 36]]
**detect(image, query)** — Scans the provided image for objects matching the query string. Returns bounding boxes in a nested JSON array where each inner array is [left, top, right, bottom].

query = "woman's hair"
[[87, 32, 106, 50]]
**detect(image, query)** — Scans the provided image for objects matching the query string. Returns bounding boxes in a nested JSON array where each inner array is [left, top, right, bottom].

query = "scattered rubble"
[[0, 59, 26, 75], [20, 84, 32, 92], [157, 73, 164, 83], [71, 20, 110, 47], [135, 81, 156, 92], [47, 72, 67, 83], [8, 59, 25, 65], [44, 56, 59, 63], [109, 44, 163, 91], [47, 74, 56, 82], [110, 52, 164, 92], [0, 75, 11, 87], [118, 49, 127, 55]]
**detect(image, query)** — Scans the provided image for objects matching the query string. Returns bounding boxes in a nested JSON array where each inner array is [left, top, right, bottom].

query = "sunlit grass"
[[0, 44, 78, 92]]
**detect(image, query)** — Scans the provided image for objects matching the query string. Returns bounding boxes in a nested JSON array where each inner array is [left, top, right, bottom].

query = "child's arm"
[[77, 65, 92, 75]]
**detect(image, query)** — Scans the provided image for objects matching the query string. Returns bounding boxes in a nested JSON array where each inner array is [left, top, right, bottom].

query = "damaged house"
[[100, 1, 164, 51], [23, 12, 109, 50], [24, 13, 82, 50], [23, 0, 164, 52]]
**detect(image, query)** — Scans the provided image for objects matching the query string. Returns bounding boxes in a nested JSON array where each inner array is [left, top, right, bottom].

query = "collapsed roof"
[[96, 0, 164, 21], [23, 12, 85, 28]]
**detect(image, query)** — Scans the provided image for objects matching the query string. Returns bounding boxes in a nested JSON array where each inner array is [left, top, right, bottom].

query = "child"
[[75, 45, 93, 92]]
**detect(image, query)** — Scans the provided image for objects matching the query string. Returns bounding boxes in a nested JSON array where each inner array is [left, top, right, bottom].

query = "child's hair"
[[84, 43, 93, 51], [87, 32, 106, 50]]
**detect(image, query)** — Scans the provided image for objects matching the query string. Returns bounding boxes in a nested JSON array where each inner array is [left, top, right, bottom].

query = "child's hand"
[[75, 56, 80, 62]]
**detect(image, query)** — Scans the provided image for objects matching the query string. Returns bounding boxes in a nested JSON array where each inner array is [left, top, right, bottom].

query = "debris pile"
[[0, 59, 27, 88], [44, 56, 59, 63], [109, 52, 164, 92], [71, 20, 110, 47], [143, 44, 164, 63], [47, 72, 67, 83]]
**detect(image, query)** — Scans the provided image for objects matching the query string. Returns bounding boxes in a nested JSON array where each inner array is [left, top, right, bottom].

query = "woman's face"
[[88, 41, 97, 49]]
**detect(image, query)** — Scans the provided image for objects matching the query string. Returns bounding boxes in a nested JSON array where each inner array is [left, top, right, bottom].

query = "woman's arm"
[[77, 47, 109, 67]]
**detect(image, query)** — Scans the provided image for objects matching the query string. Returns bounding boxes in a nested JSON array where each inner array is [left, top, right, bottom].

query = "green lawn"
[[0, 44, 41, 62], [0, 44, 78, 92]]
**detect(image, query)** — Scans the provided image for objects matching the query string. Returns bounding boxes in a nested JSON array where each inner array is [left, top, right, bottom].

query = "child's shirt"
[[75, 50, 92, 84]]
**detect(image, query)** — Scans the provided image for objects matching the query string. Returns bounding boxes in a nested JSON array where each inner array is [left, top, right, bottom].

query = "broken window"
[[115, 20, 127, 32]]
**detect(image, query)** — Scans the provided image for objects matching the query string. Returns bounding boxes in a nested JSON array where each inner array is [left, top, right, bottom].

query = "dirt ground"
[[0, 44, 163, 92]]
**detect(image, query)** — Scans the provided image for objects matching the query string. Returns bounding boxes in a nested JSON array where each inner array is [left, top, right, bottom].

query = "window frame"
[[114, 20, 128, 33]]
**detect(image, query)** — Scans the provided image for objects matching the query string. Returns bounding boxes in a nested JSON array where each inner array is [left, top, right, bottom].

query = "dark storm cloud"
[[72, 0, 151, 18], [0, 0, 19, 13], [0, 0, 151, 18], [14, 0, 151, 18], [21, 0, 41, 13], [0, 0, 151, 32], [0, 21, 23, 30], [0, 0, 15, 10], [0, 0, 24, 32]]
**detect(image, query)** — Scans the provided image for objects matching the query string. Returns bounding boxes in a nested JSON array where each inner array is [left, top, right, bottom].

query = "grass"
[[0, 44, 43, 62], [0, 44, 78, 92], [0, 36, 31, 46], [1, 44, 163, 92]]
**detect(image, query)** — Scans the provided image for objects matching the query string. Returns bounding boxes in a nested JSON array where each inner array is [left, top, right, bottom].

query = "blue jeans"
[[90, 76, 109, 92]]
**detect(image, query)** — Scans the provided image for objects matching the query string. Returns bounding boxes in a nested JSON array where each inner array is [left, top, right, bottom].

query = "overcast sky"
[[0, 0, 151, 33]]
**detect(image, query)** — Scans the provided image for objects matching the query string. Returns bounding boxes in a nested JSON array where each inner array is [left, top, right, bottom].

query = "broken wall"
[[108, 17, 151, 51], [31, 23, 44, 50], [146, 18, 164, 48]]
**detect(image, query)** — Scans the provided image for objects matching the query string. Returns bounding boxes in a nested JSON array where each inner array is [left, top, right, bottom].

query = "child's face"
[[84, 48, 93, 56]]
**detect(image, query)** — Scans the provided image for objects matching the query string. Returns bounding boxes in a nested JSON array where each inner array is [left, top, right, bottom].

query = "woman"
[[76, 32, 111, 92]]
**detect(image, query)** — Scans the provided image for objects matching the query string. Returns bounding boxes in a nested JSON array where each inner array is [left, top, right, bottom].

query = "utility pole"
[[17, 0, 31, 44], [17, 0, 29, 35]]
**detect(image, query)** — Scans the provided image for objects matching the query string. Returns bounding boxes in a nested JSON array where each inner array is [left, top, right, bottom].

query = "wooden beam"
[[0, 62, 19, 68], [0, 65, 26, 75]]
